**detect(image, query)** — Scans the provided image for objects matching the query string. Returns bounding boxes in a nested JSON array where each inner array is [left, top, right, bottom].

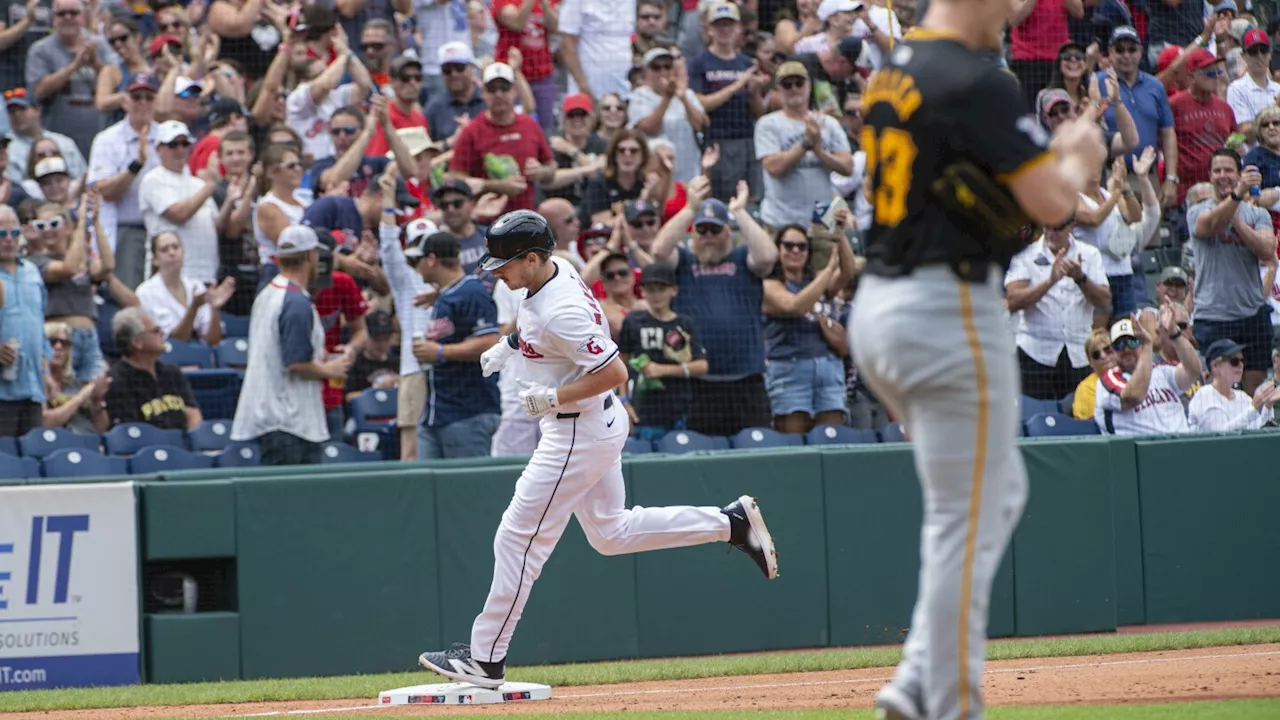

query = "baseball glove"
[[930, 160, 1035, 258]]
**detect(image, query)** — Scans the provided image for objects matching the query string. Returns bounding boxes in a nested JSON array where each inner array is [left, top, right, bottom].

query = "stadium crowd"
[[1, 0, 1280, 472]]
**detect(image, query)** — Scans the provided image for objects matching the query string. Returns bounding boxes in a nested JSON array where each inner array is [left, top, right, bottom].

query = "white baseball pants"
[[850, 266, 1029, 720], [470, 394, 731, 663]]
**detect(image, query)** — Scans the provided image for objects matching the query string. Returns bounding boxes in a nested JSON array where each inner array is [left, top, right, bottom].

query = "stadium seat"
[[320, 442, 381, 463], [878, 422, 907, 443], [160, 339, 214, 369], [214, 441, 261, 467], [0, 436, 17, 457], [1059, 392, 1075, 416], [222, 313, 250, 338], [1155, 247, 1182, 271], [348, 388, 399, 458], [804, 424, 878, 446], [18, 427, 101, 460], [188, 420, 235, 454], [1138, 250, 1161, 275], [185, 369, 244, 420], [0, 453, 39, 482], [1024, 413, 1100, 438], [103, 422, 186, 456], [654, 430, 730, 454], [623, 437, 654, 455], [732, 427, 804, 449], [1018, 395, 1061, 423], [41, 448, 127, 479], [214, 338, 250, 370], [129, 445, 215, 474]]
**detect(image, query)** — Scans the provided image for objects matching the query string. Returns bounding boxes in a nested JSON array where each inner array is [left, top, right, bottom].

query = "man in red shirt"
[[188, 99, 249, 175], [448, 62, 555, 212], [314, 265, 370, 440], [1171, 48, 1236, 205], [493, 0, 559, 134], [367, 57, 430, 157]]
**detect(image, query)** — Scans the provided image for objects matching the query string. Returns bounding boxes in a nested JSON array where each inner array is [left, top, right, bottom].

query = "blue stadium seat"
[[222, 313, 250, 338], [19, 427, 101, 460], [1059, 392, 1076, 416], [0, 453, 39, 482], [623, 437, 654, 455], [1024, 413, 1100, 438], [0, 436, 17, 457], [214, 338, 250, 370], [805, 424, 879, 446], [187, 419, 235, 454], [103, 423, 186, 456], [878, 422, 907, 443], [1019, 395, 1061, 423], [214, 441, 261, 467], [160, 339, 214, 369], [348, 388, 399, 458], [732, 427, 804, 449], [128, 445, 215, 474], [654, 430, 730, 454], [1138, 250, 1161, 275], [185, 369, 244, 420], [320, 442, 381, 463], [41, 448, 127, 479]]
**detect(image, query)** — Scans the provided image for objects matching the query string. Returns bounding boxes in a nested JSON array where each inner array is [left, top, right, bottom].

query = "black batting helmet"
[[480, 210, 556, 271]]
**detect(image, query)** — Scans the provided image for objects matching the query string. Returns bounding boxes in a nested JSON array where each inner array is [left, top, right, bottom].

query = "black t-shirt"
[[578, 175, 642, 226], [212, 179, 260, 316], [543, 133, 607, 207], [860, 36, 1049, 279], [346, 350, 399, 396], [617, 310, 706, 429], [105, 359, 199, 431]]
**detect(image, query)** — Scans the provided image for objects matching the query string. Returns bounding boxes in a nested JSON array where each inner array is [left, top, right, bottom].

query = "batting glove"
[[480, 335, 518, 377], [517, 380, 560, 418]]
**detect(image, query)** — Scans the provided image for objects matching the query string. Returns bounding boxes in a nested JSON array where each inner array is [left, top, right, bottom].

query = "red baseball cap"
[[1185, 47, 1224, 71], [1244, 28, 1271, 50], [148, 34, 182, 58], [1157, 45, 1182, 73], [562, 93, 593, 115]]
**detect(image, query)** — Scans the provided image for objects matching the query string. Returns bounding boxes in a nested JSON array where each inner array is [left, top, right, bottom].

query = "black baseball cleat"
[[722, 495, 779, 579], [418, 643, 506, 689]]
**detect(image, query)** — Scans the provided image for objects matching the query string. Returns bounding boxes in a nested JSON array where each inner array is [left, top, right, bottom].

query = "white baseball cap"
[[817, 0, 862, 22], [706, 1, 741, 22], [1109, 318, 1138, 344], [482, 62, 516, 85], [438, 41, 478, 68], [156, 120, 192, 145], [404, 218, 439, 246], [385, 126, 443, 160], [33, 156, 69, 180], [277, 225, 320, 256], [642, 47, 674, 67]]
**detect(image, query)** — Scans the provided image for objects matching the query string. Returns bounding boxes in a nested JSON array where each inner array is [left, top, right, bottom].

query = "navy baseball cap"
[[1204, 338, 1247, 362], [365, 309, 394, 337], [432, 178, 474, 201], [625, 199, 659, 224], [1110, 26, 1141, 46], [693, 199, 730, 229]]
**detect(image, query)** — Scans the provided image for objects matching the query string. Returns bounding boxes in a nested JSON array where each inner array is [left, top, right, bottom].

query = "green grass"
[[2, 627, 1278, 713], [185, 699, 1280, 720]]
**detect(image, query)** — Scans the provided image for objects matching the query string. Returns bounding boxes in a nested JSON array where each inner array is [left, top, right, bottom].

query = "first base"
[[378, 681, 552, 706]]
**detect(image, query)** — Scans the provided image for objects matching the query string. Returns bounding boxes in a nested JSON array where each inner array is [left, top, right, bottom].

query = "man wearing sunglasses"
[[0, 203, 47, 437], [138, 120, 221, 285], [431, 178, 487, 273], [367, 56, 430, 158], [1226, 29, 1280, 144], [423, 42, 487, 148], [1170, 49, 1235, 207], [3, 87, 84, 185], [1095, 315, 1200, 435], [1099, 26, 1178, 206], [26, 0, 117, 158]]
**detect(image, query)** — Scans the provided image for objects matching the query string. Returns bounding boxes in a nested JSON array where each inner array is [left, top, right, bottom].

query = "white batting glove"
[[480, 335, 518, 377], [517, 380, 560, 418]]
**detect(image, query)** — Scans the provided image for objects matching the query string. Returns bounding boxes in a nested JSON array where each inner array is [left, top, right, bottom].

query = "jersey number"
[[861, 127, 918, 227]]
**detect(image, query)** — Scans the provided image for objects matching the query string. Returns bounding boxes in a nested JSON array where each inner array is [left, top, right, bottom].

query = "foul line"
[[220, 648, 1280, 717]]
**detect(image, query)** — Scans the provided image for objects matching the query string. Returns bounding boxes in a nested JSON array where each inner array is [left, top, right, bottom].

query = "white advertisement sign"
[[0, 482, 140, 690]]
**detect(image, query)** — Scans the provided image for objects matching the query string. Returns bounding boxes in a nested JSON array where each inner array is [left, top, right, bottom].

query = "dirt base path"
[[11, 644, 1280, 719]]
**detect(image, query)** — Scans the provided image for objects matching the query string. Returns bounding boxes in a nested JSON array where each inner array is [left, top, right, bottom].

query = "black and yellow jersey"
[[860, 30, 1052, 279]]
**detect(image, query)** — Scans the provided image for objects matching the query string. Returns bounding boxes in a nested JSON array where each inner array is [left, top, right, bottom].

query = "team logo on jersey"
[[519, 337, 544, 359], [578, 337, 604, 355], [427, 317, 456, 340]]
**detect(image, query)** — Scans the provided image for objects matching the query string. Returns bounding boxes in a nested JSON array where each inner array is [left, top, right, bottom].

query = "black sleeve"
[[955, 68, 1053, 182], [681, 314, 708, 361], [618, 313, 640, 355]]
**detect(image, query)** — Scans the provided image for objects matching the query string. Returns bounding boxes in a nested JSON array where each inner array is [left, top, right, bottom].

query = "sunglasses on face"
[[330, 126, 359, 136], [649, 61, 673, 72], [108, 34, 130, 46], [442, 64, 470, 75], [165, 140, 191, 149], [1201, 68, 1225, 78], [1218, 355, 1245, 367], [486, 81, 513, 93], [54, 9, 80, 18], [616, 145, 641, 156], [603, 268, 631, 280], [32, 217, 63, 232], [128, 92, 156, 103], [399, 73, 423, 83], [781, 240, 808, 251], [1247, 46, 1271, 56], [1113, 44, 1141, 55], [629, 217, 658, 228], [1112, 337, 1141, 351], [281, 161, 303, 171], [49, 338, 70, 348], [1260, 120, 1280, 130], [0, 228, 21, 238], [1061, 51, 1085, 62], [566, 110, 589, 120], [1090, 346, 1115, 361], [362, 42, 387, 51], [439, 199, 467, 210], [639, 12, 663, 20], [779, 77, 806, 90], [694, 224, 722, 235]]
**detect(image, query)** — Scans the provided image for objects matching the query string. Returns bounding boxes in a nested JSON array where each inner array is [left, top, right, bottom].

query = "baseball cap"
[[562, 93, 593, 115], [404, 218, 439, 246], [1244, 27, 1271, 50], [816, 0, 860, 23], [1110, 26, 1141, 47], [1158, 266, 1189, 285], [386, 126, 442, 160], [1212, 0, 1238, 14], [707, 1, 741, 23], [438, 41, 478, 68], [126, 73, 160, 93], [1204, 338, 1247, 362], [156, 120, 192, 145], [1036, 88, 1072, 123], [837, 36, 871, 70], [174, 76, 203, 98], [625, 199, 659, 224], [365, 310, 394, 337], [33, 156, 69, 180], [1109, 318, 1139, 344], [277, 225, 320, 256], [432, 178, 474, 201], [391, 56, 423, 76], [3, 87, 28, 108], [693, 199, 731, 229], [406, 231, 461, 263], [643, 47, 674, 67], [482, 62, 516, 86], [148, 34, 183, 58], [208, 97, 248, 126], [578, 223, 612, 244], [1185, 47, 1224, 72], [640, 261, 677, 286], [1157, 45, 1183, 73], [775, 60, 809, 81]]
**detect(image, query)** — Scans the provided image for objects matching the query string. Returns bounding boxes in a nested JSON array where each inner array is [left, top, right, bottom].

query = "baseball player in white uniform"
[[418, 210, 779, 689]]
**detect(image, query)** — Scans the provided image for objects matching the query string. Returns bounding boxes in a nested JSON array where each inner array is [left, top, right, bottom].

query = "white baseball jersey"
[[516, 257, 619, 411], [1094, 364, 1190, 436]]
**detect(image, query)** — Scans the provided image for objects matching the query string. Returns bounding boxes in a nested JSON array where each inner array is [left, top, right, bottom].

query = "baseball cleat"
[[874, 683, 924, 720], [722, 495, 779, 579], [418, 643, 506, 689]]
